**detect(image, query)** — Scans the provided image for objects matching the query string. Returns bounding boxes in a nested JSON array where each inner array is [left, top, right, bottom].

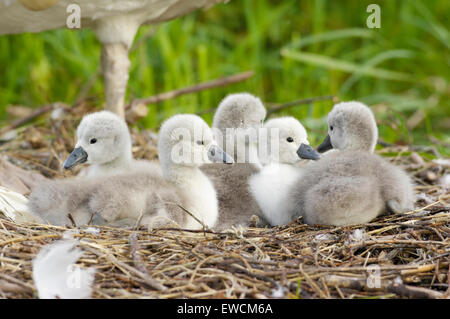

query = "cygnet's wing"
[[302, 175, 384, 226], [88, 169, 186, 229], [28, 178, 94, 226], [370, 154, 415, 212], [320, 151, 414, 212]]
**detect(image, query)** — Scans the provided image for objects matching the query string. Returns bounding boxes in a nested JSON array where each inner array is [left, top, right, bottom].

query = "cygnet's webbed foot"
[[249, 215, 270, 228], [249, 215, 260, 227]]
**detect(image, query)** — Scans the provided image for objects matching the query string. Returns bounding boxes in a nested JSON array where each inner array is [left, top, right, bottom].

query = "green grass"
[[0, 0, 449, 155]]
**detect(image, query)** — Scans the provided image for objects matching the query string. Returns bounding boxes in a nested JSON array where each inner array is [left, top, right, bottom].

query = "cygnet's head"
[[212, 93, 267, 161], [158, 114, 233, 172], [213, 93, 267, 132], [317, 101, 378, 153], [63, 111, 132, 170], [261, 117, 319, 164]]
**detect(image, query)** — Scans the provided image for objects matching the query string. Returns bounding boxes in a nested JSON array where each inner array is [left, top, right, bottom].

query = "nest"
[[0, 103, 449, 299]]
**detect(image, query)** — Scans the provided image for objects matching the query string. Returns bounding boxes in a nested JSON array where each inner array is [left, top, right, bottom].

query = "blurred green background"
[[0, 0, 449, 155]]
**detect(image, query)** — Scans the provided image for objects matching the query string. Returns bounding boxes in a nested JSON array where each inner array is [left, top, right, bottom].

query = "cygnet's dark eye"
[[196, 140, 204, 145], [90, 138, 97, 144], [286, 137, 294, 143], [330, 126, 334, 131]]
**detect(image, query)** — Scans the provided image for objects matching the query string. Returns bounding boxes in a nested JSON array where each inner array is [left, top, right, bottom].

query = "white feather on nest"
[[0, 186, 43, 223], [32, 240, 96, 299]]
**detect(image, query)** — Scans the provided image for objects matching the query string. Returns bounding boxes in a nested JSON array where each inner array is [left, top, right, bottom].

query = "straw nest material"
[[0, 103, 449, 299]]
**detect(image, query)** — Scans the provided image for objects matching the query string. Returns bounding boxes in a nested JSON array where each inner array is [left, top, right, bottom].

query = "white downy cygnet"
[[29, 114, 233, 230], [200, 93, 268, 230], [88, 114, 233, 230], [289, 101, 415, 226], [28, 110, 155, 226], [249, 117, 319, 226], [63, 110, 152, 177]]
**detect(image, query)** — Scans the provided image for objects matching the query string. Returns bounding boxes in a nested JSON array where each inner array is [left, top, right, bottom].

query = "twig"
[[155, 227, 218, 235], [401, 264, 444, 276], [83, 244, 167, 292], [165, 202, 208, 231], [0, 103, 63, 137], [67, 213, 77, 228], [0, 234, 61, 247], [323, 275, 367, 290], [128, 71, 254, 108], [324, 275, 446, 299], [387, 282, 444, 299], [129, 233, 148, 275], [0, 273, 35, 290], [377, 139, 394, 147], [228, 263, 279, 287], [377, 139, 441, 157], [298, 264, 328, 298], [0, 280, 32, 294], [428, 136, 450, 149], [266, 95, 337, 116], [197, 95, 337, 116]]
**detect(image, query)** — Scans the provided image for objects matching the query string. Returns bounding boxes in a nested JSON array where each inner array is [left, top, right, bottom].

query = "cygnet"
[[289, 101, 415, 226], [200, 93, 268, 230], [63, 110, 153, 177], [249, 117, 319, 226]]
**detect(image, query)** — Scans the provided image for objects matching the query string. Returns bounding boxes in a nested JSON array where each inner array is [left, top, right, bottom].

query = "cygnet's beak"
[[63, 146, 88, 169], [208, 145, 234, 164], [317, 134, 333, 153], [296, 143, 320, 160]]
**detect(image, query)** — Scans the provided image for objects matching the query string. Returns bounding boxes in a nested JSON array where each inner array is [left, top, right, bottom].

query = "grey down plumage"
[[285, 101, 415, 226]]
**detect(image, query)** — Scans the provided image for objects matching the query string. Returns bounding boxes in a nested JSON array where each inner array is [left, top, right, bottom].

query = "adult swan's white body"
[[0, 0, 226, 117]]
